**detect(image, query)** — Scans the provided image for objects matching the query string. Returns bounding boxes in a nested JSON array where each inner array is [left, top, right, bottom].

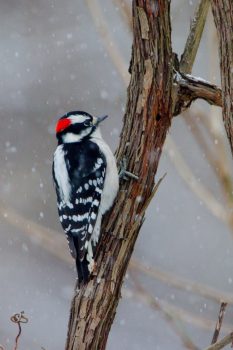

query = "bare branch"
[[211, 303, 227, 345], [204, 332, 233, 350], [10, 312, 28, 350], [173, 0, 214, 114], [174, 72, 222, 116], [180, 0, 210, 74]]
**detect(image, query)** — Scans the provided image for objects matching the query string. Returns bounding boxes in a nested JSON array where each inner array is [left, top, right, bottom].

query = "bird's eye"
[[84, 121, 92, 127]]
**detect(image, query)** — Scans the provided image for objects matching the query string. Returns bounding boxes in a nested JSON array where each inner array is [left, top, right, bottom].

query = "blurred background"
[[0, 0, 233, 349]]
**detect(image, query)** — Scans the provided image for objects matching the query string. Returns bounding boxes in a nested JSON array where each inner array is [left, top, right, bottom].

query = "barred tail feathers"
[[75, 258, 90, 284], [73, 236, 95, 284]]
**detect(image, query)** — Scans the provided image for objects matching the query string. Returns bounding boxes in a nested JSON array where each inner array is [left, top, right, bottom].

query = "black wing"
[[53, 140, 106, 281]]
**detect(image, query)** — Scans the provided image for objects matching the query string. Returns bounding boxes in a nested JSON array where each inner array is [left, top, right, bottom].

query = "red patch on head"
[[55, 118, 71, 133]]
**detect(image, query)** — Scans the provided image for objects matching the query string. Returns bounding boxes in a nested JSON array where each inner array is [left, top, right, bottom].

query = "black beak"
[[96, 115, 108, 125]]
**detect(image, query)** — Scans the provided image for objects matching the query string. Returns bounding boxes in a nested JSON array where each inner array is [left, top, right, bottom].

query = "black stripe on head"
[[66, 111, 93, 118]]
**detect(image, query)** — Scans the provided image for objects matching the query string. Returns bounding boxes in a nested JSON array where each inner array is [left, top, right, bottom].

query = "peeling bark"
[[65, 1, 173, 349], [174, 72, 222, 116], [212, 1, 233, 155]]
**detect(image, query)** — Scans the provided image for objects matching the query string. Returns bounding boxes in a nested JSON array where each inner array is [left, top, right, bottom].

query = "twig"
[[180, 0, 210, 74], [211, 303, 227, 345], [174, 72, 222, 116], [203, 332, 233, 350], [14, 325, 21, 350], [10, 311, 28, 350], [140, 173, 167, 214]]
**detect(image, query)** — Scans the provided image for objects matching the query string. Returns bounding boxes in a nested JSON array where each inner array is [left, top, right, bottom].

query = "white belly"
[[91, 129, 119, 214]]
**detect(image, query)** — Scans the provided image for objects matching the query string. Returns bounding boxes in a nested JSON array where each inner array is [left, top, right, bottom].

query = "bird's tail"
[[73, 237, 90, 284], [76, 258, 90, 285]]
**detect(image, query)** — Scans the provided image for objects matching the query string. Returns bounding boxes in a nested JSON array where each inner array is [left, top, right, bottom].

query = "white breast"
[[91, 128, 119, 214], [53, 145, 71, 202]]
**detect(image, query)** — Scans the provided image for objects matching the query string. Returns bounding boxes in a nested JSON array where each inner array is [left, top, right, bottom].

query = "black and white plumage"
[[52, 111, 119, 283]]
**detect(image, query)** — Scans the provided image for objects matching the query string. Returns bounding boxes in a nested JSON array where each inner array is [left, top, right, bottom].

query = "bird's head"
[[55, 111, 108, 143]]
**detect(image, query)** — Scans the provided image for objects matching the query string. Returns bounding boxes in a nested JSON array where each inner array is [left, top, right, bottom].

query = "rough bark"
[[174, 72, 222, 116], [211, 1, 233, 155], [65, 1, 173, 349]]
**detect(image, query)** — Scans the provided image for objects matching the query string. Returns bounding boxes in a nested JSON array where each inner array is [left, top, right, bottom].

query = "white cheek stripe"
[[62, 128, 92, 143]]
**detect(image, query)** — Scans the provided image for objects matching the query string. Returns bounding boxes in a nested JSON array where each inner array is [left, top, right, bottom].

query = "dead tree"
[[65, 1, 233, 349]]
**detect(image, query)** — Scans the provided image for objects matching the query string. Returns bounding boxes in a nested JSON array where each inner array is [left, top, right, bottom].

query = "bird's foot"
[[118, 157, 139, 181]]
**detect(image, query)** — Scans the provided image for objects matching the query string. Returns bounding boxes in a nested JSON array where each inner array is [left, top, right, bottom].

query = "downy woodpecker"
[[52, 111, 119, 283]]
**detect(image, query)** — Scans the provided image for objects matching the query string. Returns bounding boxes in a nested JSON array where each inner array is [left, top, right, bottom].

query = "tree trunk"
[[65, 1, 173, 349], [211, 1, 233, 155]]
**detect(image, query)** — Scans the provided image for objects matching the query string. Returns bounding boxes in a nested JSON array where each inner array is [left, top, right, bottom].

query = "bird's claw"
[[118, 157, 139, 181]]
